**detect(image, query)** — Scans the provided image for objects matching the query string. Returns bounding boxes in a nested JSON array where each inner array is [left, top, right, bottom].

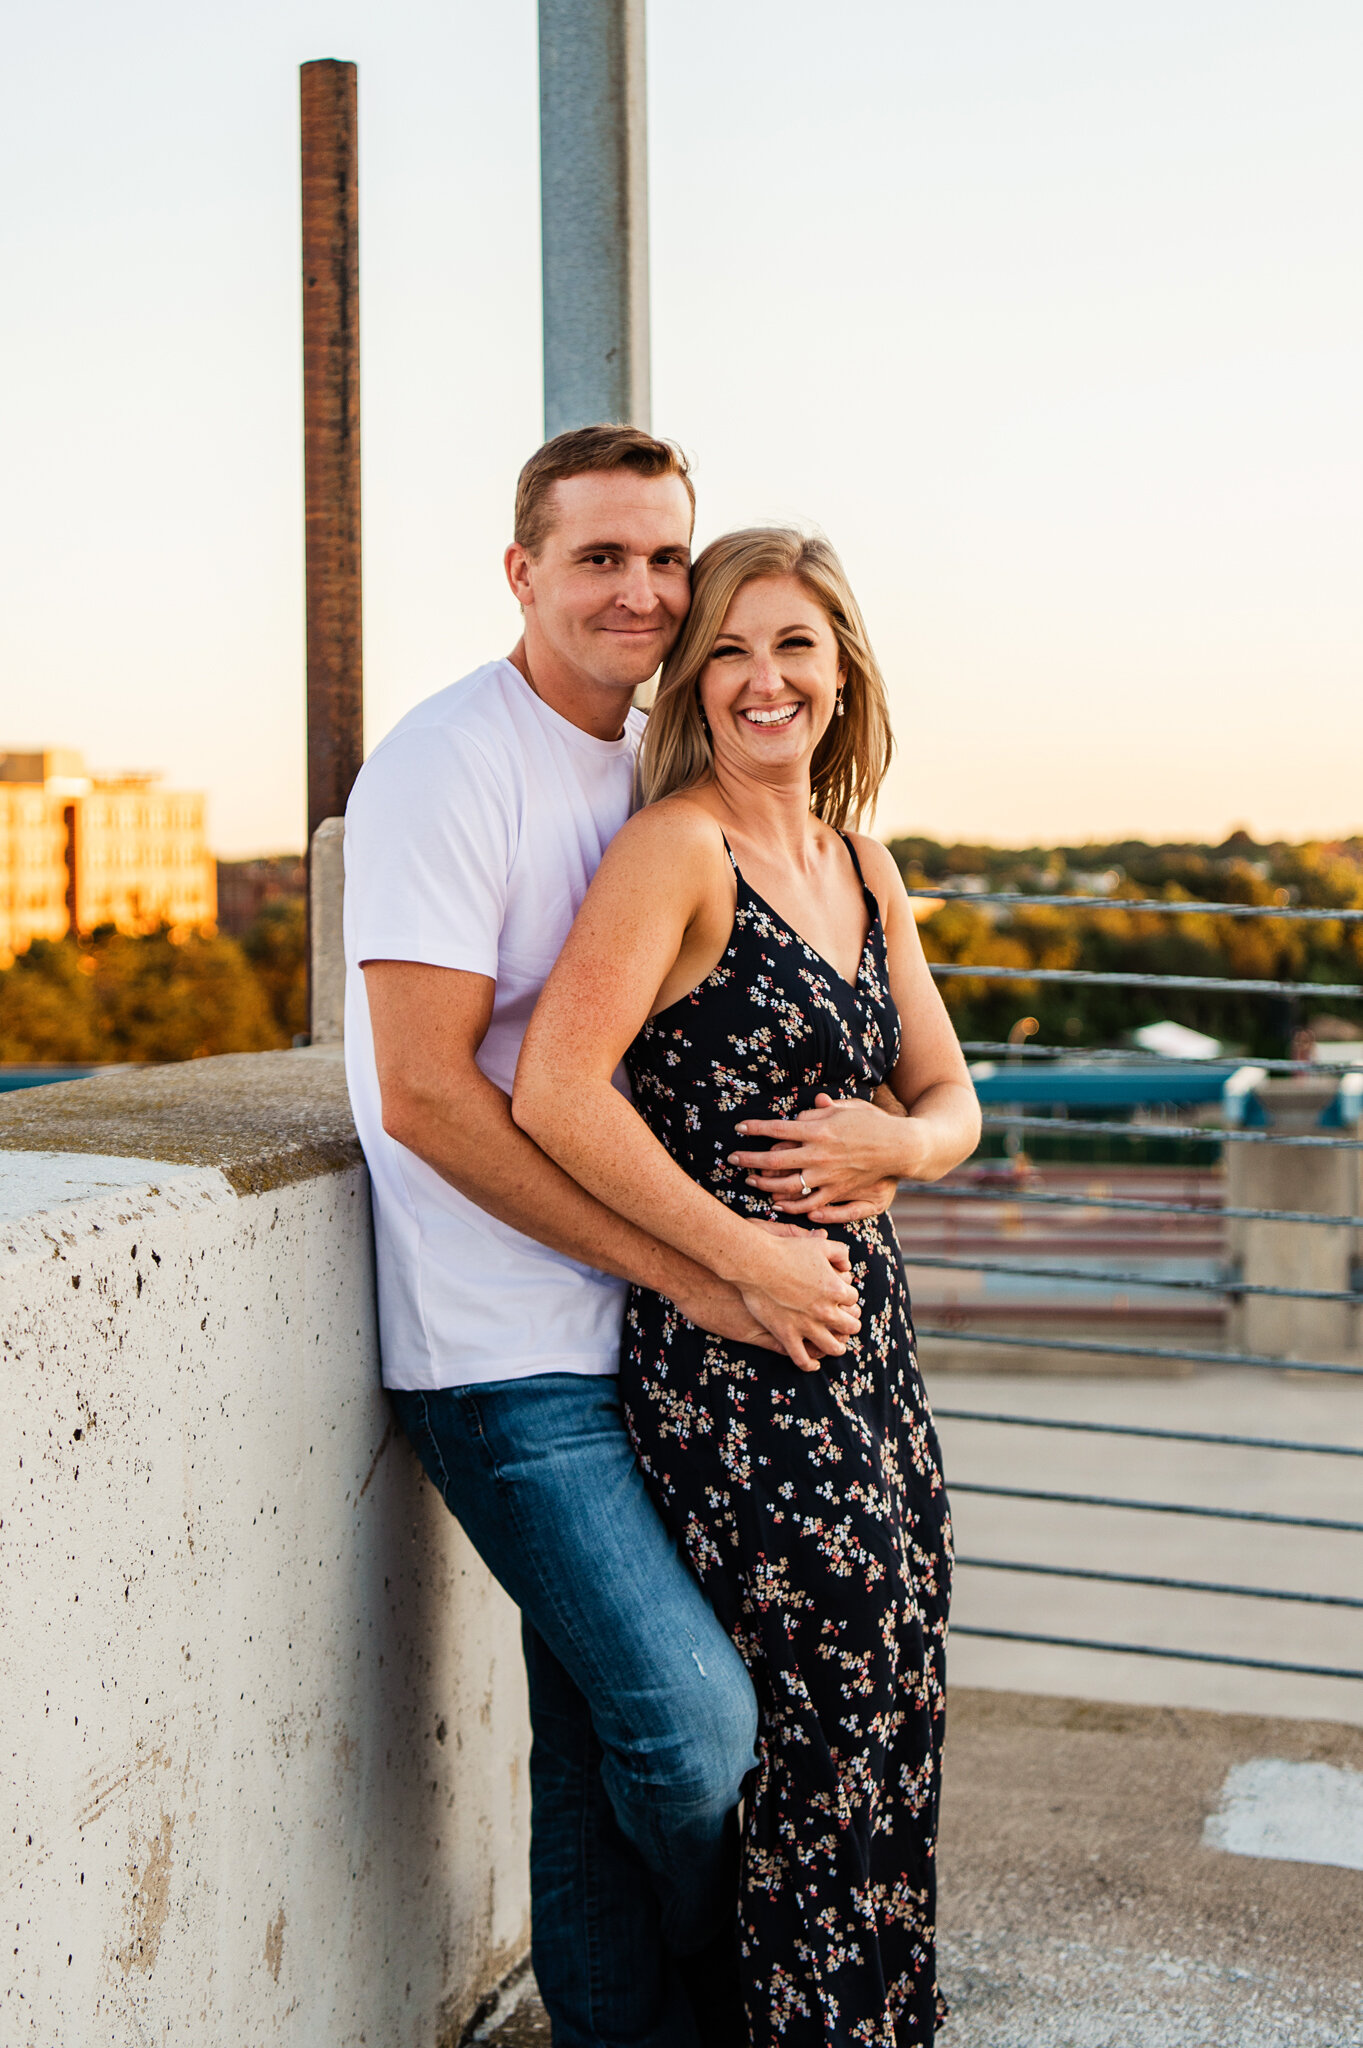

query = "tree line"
[[3, 833, 1361, 1066], [0, 900, 305, 1064], [890, 831, 1363, 1057]]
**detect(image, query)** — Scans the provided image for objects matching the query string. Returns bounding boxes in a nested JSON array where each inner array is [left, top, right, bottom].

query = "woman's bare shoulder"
[[605, 792, 729, 872]]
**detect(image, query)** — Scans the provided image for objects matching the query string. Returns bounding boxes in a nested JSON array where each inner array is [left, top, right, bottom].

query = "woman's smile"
[[739, 702, 803, 728]]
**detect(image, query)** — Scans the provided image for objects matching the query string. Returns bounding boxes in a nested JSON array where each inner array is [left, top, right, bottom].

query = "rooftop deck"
[[481, 1689, 1363, 2047]]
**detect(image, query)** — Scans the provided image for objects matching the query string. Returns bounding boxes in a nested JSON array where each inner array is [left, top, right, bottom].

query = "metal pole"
[[300, 59, 363, 846], [538, 0, 650, 435]]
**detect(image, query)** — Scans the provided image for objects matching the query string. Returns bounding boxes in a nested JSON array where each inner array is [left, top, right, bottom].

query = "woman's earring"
[[835, 692, 845, 718]]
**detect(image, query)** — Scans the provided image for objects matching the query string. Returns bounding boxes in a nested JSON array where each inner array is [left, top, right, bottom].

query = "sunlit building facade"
[[0, 750, 216, 964]]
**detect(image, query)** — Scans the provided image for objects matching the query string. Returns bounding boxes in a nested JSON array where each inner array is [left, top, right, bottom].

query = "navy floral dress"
[[621, 837, 952, 2048]]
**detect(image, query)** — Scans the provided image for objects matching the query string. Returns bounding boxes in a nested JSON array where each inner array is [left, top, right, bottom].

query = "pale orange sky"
[[3, 2, 1360, 855]]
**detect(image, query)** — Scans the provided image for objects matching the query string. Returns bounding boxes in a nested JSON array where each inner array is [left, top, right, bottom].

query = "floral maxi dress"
[[621, 838, 952, 2048]]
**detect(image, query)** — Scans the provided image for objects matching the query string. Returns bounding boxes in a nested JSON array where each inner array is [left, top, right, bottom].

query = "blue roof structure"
[[968, 1062, 1237, 1109]]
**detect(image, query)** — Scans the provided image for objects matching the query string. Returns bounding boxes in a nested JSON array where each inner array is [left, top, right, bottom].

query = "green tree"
[[0, 940, 100, 1062], [889, 833, 1363, 1055], [90, 927, 282, 1060], [240, 899, 307, 1043], [0, 927, 285, 1064]]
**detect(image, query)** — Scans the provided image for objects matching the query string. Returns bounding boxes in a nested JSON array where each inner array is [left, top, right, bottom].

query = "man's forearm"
[[389, 1061, 713, 1301]]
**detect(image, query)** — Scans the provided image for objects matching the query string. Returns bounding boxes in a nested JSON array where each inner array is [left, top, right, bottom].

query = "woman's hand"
[[729, 1093, 920, 1224], [738, 1221, 862, 1373]]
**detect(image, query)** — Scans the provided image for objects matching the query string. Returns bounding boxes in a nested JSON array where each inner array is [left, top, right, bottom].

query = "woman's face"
[[698, 574, 844, 784]]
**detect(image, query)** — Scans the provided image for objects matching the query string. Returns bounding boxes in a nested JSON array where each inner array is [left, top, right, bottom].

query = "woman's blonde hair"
[[640, 528, 893, 829]]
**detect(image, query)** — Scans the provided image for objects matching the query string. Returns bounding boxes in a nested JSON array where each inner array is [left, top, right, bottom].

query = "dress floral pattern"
[[621, 837, 952, 2047]]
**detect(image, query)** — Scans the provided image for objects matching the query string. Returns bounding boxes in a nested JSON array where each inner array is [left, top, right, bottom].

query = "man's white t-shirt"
[[343, 658, 645, 1392]]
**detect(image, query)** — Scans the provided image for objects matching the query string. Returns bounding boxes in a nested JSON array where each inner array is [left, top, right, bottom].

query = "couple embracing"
[[343, 425, 980, 2048]]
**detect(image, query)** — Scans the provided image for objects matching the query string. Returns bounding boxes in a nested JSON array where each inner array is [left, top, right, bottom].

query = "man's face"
[[507, 470, 694, 692]]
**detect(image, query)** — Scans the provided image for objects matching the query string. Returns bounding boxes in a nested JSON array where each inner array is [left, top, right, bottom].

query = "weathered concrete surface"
[[481, 1984, 551, 2045], [485, 1691, 1363, 2047], [936, 1689, 1363, 2046], [310, 817, 347, 1047], [1, 1053, 530, 2045], [0, 1046, 362, 1193]]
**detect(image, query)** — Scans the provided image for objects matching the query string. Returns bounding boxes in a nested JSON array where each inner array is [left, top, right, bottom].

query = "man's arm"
[[363, 958, 778, 1347]]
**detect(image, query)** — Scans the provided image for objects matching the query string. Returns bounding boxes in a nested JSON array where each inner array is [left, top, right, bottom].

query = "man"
[[343, 426, 882, 2046]]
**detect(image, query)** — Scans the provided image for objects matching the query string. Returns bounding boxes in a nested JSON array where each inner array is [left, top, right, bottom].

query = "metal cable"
[[981, 1112, 1363, 1150], [907, 889, 1363, 922], [915, 1325, 1363, 1378], [949, 1480, 1363, 1534], [933, 1408, 1363, 1459], [954, 1556, 1363, 1610], [931, 962, 1363, 999], [899, 1251, 1360, 1305], [898, 1182, 1363, 1229], [949, 1625, 1363, 1685]]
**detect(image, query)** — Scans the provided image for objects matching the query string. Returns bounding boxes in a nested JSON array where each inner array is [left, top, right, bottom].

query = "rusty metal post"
[[300, 60, 362, 1043], [301, 59, 363, 845]]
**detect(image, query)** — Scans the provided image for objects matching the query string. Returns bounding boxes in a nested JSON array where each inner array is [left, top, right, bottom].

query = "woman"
[[514, 529, 980, 2045]]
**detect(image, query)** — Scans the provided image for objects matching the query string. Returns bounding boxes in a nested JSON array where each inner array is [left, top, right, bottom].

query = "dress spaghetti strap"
[[838, 829, 867, 885]]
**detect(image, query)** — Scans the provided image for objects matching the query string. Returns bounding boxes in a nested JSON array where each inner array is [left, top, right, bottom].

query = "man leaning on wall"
[[342, 427, 763, 2048]]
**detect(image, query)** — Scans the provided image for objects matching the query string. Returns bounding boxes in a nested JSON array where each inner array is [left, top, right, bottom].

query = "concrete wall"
[[0, 1051, 530, 2046]]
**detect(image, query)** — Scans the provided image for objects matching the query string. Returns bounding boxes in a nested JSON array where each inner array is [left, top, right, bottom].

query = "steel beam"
[[538, 0, 650, 434]]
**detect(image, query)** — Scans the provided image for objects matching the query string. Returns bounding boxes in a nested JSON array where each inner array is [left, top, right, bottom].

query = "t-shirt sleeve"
[[344, 725, 514, 977]]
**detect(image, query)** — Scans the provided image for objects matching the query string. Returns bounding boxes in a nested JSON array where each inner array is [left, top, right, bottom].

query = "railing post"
[[300, 59, 363, 1041], [538, 0, 650, 435], [309, 817, 346, 1047], [1226, 1078, 1362, 1362]]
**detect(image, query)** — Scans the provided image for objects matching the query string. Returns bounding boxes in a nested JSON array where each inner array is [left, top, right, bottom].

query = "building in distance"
[[215, 853, 306, 937], [0, 749, 216, 964]]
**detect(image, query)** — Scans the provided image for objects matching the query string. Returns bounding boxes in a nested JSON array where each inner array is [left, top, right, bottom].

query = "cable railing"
[[981, 1112, 1363, 1149], [907, 888, 1363, 921], [903, 1251, 1362, 1304], [933, 963, 1363, 998], [905, 884, 1363, 1693], [915, 1326, 1363, 1380], [904, 1181, 1363, 1229], [896, 1187, 1358, 1228]]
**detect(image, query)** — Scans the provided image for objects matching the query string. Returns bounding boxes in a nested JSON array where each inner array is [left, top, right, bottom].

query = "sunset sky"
[[3, 1, 1359, 855]]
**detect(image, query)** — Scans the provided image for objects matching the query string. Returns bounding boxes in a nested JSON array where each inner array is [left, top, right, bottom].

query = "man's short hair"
[[514, 425, 695, 558]]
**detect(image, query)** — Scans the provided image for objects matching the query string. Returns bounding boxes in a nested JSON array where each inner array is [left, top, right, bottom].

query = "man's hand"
[[668, 1269, 782, 1351], [731, 1225, 861, 1373], [729, 1092, 916, 1224], [657, 1224, 860, 1362], [662, 1222, 857, 1364]]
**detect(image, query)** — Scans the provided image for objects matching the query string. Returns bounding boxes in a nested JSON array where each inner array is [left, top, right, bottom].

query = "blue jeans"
[[390, 1374, 758, 2048]]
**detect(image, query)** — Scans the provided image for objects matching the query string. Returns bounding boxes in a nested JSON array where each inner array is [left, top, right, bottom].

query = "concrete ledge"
[[0, 1047, 361, 1195], [1, 1051, 530, 2045]]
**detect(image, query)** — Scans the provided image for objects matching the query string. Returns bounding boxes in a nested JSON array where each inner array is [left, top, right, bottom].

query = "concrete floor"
[[929, 1364, 1363, 1729], [476, 1362, 1363, 2042], [935, 1688, 1363, 2047], [476, 1687, 1363, 2045]]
